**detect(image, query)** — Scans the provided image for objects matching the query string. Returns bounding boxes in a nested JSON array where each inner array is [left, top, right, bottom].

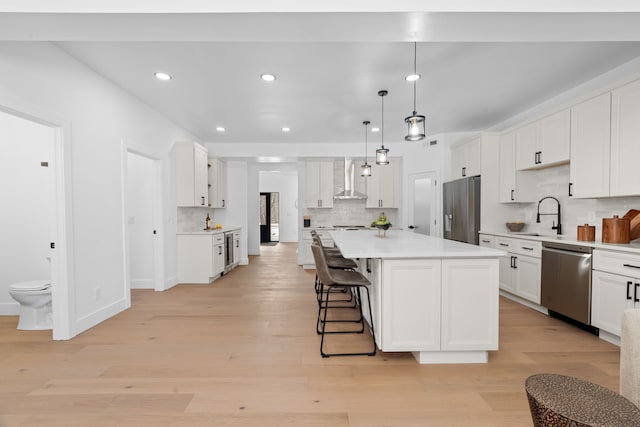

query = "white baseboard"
[[74, 297, 128, 336], [131, 279, 154, 289], [0, 302, 20, 315], [162, 275, 179, 291]]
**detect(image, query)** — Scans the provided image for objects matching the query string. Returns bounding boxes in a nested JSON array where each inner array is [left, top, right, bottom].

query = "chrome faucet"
[[536, 196, 562, 235]]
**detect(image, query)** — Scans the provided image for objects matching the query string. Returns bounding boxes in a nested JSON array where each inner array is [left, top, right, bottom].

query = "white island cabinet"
[[330, 230, 503, 364]]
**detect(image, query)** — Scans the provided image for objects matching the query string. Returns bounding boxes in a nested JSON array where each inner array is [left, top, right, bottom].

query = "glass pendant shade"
[[361, 120, 372, 177], [376, 90, 390, 165], [404, 112, 426, 141], [376, 146, 389, 165], [404, 42, 426, 142]]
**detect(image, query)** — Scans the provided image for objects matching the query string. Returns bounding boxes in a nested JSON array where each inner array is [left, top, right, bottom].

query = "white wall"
[[0, 42, 198, 338], [259, 169, 299, 243], [0, 111, 53, 314]]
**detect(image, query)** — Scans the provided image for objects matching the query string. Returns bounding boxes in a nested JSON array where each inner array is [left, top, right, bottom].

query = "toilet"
[[8, 280, 52, 330]]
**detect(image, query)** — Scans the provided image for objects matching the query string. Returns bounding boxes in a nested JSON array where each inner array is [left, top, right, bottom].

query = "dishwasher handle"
[[542, 246, 593, 258]]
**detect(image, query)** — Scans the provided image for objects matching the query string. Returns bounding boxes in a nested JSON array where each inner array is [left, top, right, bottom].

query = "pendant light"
[[361, 120, 372, 177], [376, 90, 389, 165], [404, 42, 426, 142]]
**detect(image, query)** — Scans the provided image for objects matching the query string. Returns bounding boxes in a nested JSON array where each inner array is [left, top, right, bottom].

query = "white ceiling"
[[3, 6, 640, 144]]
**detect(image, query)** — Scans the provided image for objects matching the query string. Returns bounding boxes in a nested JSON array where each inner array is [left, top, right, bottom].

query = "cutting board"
[[624, 209, 640, 240]]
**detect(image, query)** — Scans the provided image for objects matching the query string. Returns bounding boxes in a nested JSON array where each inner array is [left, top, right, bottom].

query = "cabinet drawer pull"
[[627, 281, 633, 300], [499, 243, 509, 247], [568, 182, 573, 197], [522, 246, 534, 251], [511, 189, 515, 201], [201, 196, 205, 206], [624, 263, 640, 269], [462, 166, 466, 177], [481, 239, 491, 243], [635, 282, 639, 303], [512, 256, 518, 269]]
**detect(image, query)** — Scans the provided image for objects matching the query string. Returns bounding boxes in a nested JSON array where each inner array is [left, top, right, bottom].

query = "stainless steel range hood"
[[334, 158, 367, 200]]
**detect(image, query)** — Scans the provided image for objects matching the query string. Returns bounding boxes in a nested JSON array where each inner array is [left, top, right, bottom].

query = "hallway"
[[0, 243, 620, 426]]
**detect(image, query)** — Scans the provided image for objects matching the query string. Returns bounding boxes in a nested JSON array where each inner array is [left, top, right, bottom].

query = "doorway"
[[260, 192, 280, 245], [0, 106, 71, 339], [408, 172, 438, 236], [123, 146, 164, 294]]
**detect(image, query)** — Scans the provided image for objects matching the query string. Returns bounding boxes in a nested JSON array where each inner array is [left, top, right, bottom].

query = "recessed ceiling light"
[[261, 74, 276, 82], [405, 74, 421, 82], [281, 127, 291, 132], [216, 127, 225, 132], [154, 72, 172, 81], [371, 127, 380, 132]]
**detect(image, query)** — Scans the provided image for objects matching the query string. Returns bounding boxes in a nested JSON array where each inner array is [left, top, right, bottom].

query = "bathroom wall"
[[0, 111, 53, 314]]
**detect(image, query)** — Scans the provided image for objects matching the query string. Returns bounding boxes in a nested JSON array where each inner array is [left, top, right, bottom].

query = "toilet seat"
[[10, 280, 51, 291]]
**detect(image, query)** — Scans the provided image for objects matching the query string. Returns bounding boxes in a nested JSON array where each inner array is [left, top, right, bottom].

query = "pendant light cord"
[[381, 93, 385, 148], [364, 121, 368, 160], [413, 42, 417, 113]]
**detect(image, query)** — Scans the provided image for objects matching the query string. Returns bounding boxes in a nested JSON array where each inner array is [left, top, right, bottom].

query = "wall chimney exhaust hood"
[[334, 158, 367, 200]]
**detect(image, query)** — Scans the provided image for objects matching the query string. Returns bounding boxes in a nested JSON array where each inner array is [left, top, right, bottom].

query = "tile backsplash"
[[304, 199, 396, 228], [510, 164, 640, 238], [177, 207, 216, 232]]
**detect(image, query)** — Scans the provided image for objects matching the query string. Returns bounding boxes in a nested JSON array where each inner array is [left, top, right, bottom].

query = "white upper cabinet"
[[516, 110, 570, 170], [499, 131, 535, 203], [569, 92, 611, 198], [175, 141, 209, 207], [208, 157, 227, 208], [366, 160, 400, 208], [305, 160, 334, 208], [611, 79, 640, 197], [450, 137, 481, 180]]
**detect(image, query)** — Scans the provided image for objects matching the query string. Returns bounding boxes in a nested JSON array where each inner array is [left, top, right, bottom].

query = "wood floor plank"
[[0, 242, 623, 426]]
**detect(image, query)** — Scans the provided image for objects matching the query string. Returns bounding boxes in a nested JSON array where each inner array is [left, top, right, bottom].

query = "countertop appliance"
[[443, 175, 481, 245], [541, 241, 595, 331]]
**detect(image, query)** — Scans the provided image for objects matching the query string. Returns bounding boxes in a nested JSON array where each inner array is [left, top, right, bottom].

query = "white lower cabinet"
[[212, 233, 225, 277], [591, 249, 640, 337], [361, 257, 499, 353], [178, 230, 238, 283], [493, 236, 541, 304], [381, 259, 441, 351], [441, 259, 499, 350], [177, 234, 219, 284]]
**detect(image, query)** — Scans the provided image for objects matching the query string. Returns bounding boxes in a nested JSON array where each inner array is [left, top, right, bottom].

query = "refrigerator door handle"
[[444, 214, 452, 232]]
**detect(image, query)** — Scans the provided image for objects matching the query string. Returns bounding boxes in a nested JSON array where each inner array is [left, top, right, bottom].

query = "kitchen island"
[[329, 229, 505, 364]]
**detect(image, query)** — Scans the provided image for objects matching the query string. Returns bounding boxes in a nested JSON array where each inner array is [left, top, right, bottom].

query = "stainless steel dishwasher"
[[541, 241, 594, 328]]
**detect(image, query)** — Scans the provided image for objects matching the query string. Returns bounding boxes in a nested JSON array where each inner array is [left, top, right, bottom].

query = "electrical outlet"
[[94, 287, 101, 300]]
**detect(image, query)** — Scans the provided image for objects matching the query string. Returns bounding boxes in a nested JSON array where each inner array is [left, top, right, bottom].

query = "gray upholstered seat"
[[311, 243, 376, 357]]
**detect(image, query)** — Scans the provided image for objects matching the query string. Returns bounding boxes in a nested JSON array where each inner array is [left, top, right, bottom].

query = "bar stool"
[[311, 233, 358, 310], [311, 243, 376, 357]]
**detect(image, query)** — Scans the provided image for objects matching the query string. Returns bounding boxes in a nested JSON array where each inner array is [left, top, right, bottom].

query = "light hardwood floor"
[[0, 243, 620, 426]]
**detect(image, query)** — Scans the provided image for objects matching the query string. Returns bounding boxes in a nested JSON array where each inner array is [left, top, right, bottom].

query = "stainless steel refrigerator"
[[443, 175, 481, 245]]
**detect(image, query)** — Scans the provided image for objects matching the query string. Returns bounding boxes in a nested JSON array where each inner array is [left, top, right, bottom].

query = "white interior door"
[[408, 172, 438, 236], [126, 151, 157, 290]]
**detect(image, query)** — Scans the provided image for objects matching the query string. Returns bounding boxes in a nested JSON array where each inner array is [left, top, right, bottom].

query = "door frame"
[[408, 171, 440, 237], [0, 103, 74, 340], [121, 141, 165, 300], [260, 192, 272, 243]]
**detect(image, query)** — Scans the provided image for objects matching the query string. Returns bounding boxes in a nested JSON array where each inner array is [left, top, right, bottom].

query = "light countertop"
[[480, 230, 640, 255], [329, 230, 505, 259], [176, 226, 240, 235]]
